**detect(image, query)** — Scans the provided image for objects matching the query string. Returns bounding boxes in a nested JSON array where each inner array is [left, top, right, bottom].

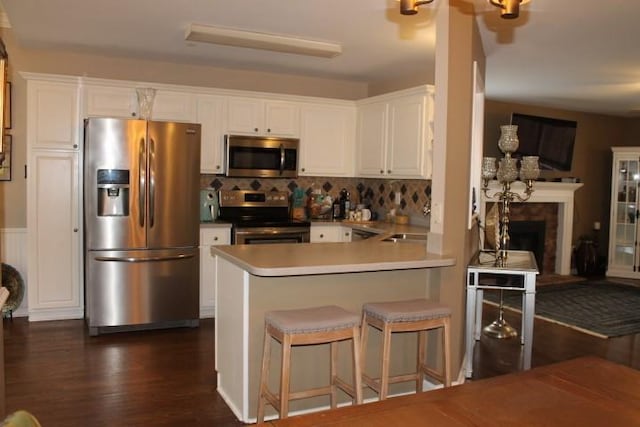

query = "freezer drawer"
[[86, 247, 199, 334]]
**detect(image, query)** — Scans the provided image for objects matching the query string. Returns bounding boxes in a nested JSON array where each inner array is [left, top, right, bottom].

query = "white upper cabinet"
[[84, 84, 137, 118], [227, 97, 299, 137], [299, 103, 356, 177], [84, 84, 197, 123], [356, 102, 388, 176], [196, 95, 226, 174], [27, 79, 80, 150], [152, 89, 197, 123], [356, 86, 434, 179]]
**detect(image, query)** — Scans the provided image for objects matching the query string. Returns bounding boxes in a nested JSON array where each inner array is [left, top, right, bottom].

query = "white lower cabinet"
[[310, 225, 352, 243], [27, 150, 83, 320], [199, 227, 231, 317]]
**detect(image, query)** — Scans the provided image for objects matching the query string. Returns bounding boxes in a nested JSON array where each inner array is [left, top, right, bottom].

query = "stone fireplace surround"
[[481, 181, 583, 275]]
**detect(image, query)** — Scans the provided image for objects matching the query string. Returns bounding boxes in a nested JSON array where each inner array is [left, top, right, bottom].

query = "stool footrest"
[[289, 385, 333, 401]]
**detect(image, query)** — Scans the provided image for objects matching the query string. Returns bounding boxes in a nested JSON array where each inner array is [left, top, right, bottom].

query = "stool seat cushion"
[[266, 305, 360, 334], [363, 299, 451, 323]]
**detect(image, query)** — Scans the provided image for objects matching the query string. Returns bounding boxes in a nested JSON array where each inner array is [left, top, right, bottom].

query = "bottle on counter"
[[339, 188, 351, 219], [332, 196, 341, 219]]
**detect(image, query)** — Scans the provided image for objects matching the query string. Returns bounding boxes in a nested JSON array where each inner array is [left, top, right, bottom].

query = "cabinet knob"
[[216, 165, 221, 170], [267, 128, 271, 133], [387, 169, 392, 174], [73, 228, 78, 232], [73, 144, 78, 149], [214, 236, 218, 241], [380, 170, 384, 174], [254, 127, 259, 132], [132, 112, 136, 117], [320, 234, 324, 238], [301, 168, 306, 172], [345, 232, 350, 236]]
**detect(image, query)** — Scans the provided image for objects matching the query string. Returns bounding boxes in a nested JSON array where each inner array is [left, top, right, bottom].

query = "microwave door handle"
[[279, 144, 285, 176], [149, 138, 156, 228], [138, 138, 146, 228]]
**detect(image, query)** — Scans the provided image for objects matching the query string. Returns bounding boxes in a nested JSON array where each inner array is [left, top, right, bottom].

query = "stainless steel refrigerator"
[[83, 118, 201, 335]]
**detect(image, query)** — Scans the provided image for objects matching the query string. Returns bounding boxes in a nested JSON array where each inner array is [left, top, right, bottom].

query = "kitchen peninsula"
[[212, 240, 454, 423]]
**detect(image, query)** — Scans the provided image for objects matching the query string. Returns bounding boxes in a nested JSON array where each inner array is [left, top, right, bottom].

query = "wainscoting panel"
[[1, 228, 28, 317]]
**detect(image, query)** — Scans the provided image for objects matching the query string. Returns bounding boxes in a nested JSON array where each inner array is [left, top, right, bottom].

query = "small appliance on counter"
[[200, 189, 218, 222]]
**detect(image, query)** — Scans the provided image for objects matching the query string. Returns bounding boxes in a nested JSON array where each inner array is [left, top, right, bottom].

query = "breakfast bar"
[[212, 242, 454, 423]]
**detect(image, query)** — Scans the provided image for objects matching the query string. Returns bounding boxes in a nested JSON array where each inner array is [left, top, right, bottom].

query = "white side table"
[[465, 250, 539, 378]]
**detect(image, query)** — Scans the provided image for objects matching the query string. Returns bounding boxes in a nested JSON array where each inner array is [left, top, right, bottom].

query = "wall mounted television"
[[510, 112, 577, 171]]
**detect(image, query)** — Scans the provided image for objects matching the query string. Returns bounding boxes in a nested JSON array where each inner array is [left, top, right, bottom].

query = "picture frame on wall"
[[0, 134, 12, 181], [4, 81, 10, 129]]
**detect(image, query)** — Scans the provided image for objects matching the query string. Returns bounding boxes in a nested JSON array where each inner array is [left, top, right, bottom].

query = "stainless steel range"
[[218, 190, 310, 244]]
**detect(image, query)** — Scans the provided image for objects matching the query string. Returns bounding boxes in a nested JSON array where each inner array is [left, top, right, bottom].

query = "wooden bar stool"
[[257, 305, 363, 422], [360, 298, 452, 400]]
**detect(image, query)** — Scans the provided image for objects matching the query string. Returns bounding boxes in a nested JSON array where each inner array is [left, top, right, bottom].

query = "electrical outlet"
[[394, 192, 401, 205]]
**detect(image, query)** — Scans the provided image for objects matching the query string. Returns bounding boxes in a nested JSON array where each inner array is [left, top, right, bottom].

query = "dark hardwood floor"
[[3, 304, 639, 426]]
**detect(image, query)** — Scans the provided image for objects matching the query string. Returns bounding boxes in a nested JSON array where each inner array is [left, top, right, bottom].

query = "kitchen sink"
[[381, 233, 428, 243]]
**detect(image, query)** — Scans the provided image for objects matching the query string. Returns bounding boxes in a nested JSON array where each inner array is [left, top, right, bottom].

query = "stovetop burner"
[[218, 189, 309, 227]]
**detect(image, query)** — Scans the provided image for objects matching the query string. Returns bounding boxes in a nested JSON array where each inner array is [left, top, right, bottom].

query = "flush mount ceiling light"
[[185, 23, 342, 58], [400, 0, 531, 19]]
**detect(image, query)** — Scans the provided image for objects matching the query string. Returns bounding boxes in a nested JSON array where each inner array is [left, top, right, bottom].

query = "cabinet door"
[[152, 90, 197, 123], [27, 81, 80, 150], [197, 95, 226, 173], [199, 227, 231, 318], [84, 85, 137, 118], [387, 94, 427, 178], [227, 97, 299, 136], [264, 101, 299, 136], [227, 97, 264, 134], [27, 150, 83, 320], [608, 155, 640, 275], [356, 102, 388, 177], [310, 225, 343, 242], [299, 104, 356, 176]]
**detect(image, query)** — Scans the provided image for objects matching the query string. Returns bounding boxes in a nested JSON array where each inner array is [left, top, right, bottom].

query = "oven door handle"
[[279, 143, 285, 176]]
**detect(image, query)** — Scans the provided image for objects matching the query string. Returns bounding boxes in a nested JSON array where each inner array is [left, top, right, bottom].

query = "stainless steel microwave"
[[224, 134, 299, 178]]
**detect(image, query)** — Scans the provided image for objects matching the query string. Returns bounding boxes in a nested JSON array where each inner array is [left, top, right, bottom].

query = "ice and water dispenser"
[[97, 169, 130, 216]]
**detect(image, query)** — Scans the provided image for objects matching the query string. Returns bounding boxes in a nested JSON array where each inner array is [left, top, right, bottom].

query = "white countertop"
[[212, 241, 454, 277]]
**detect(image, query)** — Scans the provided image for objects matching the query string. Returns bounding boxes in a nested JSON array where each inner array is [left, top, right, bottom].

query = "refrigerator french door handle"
[[149, 138, 156, 228], [94, 253, 195, 263], [138, 138, 146, 227], [279, 143, 285, 176]]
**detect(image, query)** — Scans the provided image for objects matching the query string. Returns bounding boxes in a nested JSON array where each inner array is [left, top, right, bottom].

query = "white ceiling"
[[2, 0, 640, 117]]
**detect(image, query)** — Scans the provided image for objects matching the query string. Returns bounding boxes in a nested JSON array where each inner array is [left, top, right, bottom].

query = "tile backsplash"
[[200, 175, 431, 221]]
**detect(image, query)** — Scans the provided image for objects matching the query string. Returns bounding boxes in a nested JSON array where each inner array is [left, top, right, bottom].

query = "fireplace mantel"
[[481, 181, 583, 275]]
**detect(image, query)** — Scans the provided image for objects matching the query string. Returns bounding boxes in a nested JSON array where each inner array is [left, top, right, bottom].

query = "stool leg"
[[416, 330, 426, 392], [330, 341, 338, 409], [257, 327, 271, 423], [379, 323, 392, 400], [360, 313, 370, 390], [351, 325, 363, 405], [443, 317, 452, 387], [280, 334, 292, 419]]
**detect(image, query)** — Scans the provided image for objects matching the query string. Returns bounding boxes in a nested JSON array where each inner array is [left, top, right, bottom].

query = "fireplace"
[[481, 181, 583, 275], [509, 220, 546, 273]]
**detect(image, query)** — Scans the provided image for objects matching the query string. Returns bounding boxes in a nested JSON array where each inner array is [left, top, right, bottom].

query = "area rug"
[[483, 280, 640, 338]]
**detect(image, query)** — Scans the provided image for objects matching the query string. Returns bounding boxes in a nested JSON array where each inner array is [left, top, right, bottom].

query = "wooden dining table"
[[261, 357, 640, 426]]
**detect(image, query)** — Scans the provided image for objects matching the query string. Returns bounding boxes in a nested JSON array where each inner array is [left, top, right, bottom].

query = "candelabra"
[[481, 124, 540, 339]]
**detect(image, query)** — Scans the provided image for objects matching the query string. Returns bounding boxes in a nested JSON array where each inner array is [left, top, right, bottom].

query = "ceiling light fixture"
[[185, 23, 342, 58], [400, 0, 530, 19]]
